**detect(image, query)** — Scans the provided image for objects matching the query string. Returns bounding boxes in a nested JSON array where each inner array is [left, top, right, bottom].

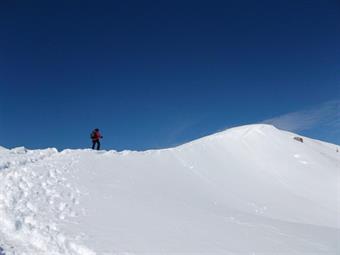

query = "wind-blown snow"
[[0, 124, 339, 254]]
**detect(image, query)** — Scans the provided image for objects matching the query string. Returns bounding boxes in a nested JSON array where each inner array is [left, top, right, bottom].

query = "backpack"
[[90, 131, 96, 139]]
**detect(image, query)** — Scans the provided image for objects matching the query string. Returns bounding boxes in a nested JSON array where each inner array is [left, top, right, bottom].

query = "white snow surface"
[[0, 124, 339, 255]]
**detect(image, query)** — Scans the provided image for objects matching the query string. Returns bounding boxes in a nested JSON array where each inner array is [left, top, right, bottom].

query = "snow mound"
[[0, 146, 8, 152], [0, 124, 339, 255]]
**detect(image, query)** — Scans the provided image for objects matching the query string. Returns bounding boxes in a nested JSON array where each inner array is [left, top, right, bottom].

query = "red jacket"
[[91, 131, 102, 141]]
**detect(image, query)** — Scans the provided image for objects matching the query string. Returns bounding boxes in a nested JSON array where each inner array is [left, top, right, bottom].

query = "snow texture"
[[0, 124, 339, 255]]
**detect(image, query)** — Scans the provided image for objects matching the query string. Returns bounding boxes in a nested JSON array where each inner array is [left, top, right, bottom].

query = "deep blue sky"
[[0, 0, 339, 150]]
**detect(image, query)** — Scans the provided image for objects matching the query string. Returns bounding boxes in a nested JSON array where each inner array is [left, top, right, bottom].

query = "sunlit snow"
[[0, 124, 339, 254]]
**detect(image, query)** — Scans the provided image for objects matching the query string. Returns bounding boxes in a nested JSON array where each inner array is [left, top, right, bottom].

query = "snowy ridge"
[[0, 124, 339, 255]]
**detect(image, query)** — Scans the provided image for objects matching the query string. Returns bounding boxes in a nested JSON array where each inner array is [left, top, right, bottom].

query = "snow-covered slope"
[[0, 124, 339, 255]]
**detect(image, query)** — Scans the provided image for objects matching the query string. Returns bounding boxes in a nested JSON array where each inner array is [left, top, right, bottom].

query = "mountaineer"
[[90, 128, 103, 150]]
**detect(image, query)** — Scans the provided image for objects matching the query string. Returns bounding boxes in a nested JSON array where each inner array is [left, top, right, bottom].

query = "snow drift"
[[0, 124, 339, 255]]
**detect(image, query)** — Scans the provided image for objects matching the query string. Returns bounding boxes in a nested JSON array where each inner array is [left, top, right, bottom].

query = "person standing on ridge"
[[91, 128, 103, 150]]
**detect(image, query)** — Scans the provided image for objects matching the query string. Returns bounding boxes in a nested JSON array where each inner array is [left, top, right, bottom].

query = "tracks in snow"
[[0, 148, 95, 255]]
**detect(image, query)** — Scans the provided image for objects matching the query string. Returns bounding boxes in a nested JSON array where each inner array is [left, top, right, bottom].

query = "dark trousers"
[[92, 140, 100, 150]]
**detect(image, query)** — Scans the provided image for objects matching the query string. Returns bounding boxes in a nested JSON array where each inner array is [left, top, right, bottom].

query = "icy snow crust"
[[0, 124, 339, 255]]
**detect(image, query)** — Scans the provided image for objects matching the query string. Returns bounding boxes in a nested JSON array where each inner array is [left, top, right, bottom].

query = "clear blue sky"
[[0, 0, 339, 150]]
